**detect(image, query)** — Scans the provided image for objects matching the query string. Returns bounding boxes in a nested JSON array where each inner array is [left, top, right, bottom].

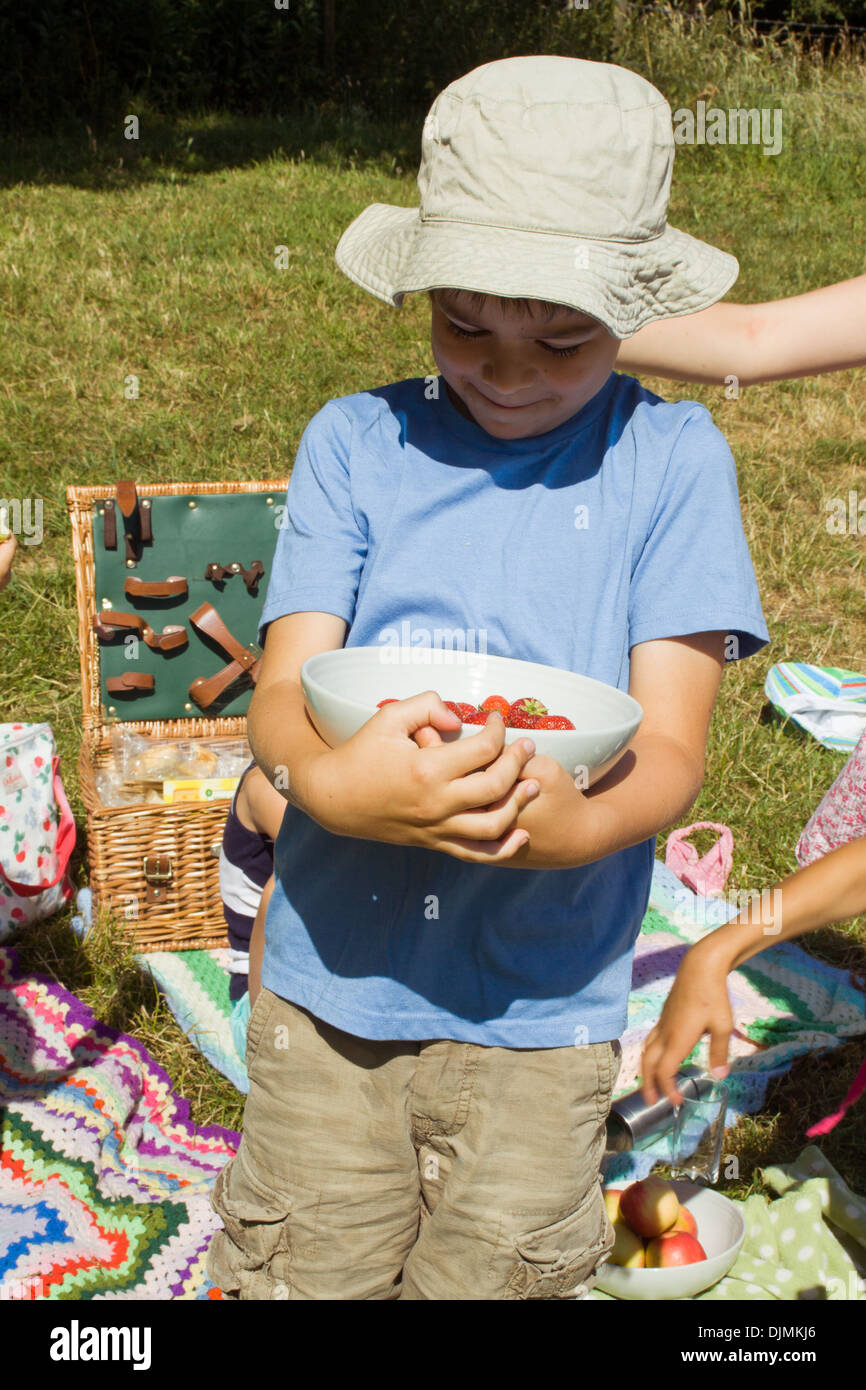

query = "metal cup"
[[605, 1067, 716, 1152]]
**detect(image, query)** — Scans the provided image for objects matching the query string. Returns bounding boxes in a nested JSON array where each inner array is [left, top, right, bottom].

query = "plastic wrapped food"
[[110, 729, 251, 784]]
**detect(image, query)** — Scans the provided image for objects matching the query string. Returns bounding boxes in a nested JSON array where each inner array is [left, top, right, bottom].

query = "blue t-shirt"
[[257, 371, 769, 1046]]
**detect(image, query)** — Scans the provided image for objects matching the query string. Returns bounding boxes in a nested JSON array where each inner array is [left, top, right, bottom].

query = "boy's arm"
[[246, 611, 350, 817], [614, 274, 866, 386], [501, 631, 727, 870]]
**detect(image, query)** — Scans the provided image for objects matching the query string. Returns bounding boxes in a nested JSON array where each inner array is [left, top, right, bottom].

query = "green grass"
[[2, 24, 866, 1204]]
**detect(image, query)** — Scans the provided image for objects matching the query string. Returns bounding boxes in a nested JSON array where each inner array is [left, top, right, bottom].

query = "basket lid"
[[67, 480, 289, 741]]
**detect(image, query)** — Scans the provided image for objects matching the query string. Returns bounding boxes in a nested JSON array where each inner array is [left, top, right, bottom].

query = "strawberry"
[[376, 699, 399, 707], [462, 709, 489, 725], [450, 701, 480, 721], [535, 715, 575, 730], [479, 695, 510, 720], [506, 697, 548, 729]]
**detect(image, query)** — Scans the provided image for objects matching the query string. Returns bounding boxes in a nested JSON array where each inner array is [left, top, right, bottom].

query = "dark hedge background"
[[1, 0, 864, 137]]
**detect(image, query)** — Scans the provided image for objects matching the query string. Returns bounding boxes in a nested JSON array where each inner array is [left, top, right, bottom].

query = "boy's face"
[[429, 289, 620, 440]]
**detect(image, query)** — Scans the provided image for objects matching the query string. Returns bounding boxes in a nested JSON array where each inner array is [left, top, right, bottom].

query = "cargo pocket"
[[504, 1182, 612, 1300], [208, 1143, 319, 1300], [245, 987, 277, 1074], [594, 1039, 622, 1126]]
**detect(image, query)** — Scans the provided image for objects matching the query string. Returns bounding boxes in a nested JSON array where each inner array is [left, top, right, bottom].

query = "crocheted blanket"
[[0, 946, 238, 1300], [3, 856, 865, 1301]]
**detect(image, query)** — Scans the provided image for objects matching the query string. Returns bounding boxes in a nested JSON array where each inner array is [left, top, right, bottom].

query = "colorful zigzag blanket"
[[0, 946, 238, 1300]]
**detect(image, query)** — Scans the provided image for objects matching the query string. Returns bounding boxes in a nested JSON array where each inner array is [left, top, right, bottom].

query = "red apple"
[[619, 1176, 680, 1239], [608, 1221, 646, 1268], [645, 1231, 707, 1267], [671, 1205, 698, 1238]]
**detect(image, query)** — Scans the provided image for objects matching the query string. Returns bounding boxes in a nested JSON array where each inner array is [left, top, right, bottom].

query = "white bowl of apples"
[[594, 1175, 745, 1300], [300, 647, 642, 784]]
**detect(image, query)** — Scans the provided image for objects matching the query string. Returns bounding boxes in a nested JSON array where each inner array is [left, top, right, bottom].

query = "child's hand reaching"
[[0, 535, 17, 593], [640, 939, 734, 1106]]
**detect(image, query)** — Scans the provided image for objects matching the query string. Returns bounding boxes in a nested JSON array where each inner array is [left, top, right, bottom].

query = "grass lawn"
[[1, 54, 865, 1200]]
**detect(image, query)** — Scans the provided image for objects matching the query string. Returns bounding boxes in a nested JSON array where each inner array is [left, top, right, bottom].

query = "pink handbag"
[[665, 821, 734, 897]]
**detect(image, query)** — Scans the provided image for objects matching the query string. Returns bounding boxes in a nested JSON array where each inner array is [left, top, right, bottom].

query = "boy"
[[207, 55, 769, 1300]]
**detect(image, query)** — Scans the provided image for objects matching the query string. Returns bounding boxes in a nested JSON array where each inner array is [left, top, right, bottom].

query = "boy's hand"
[[305, 692, 540, 864], [640, 941, 733, 1106]]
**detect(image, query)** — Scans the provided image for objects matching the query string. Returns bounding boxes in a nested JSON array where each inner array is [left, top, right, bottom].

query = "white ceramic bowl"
[[300, 647, 642, 783], [594, 1181, 746, 1300]]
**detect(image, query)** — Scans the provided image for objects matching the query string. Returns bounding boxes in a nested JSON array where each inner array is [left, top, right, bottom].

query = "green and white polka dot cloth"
[[590, 1146, 866, 1301]]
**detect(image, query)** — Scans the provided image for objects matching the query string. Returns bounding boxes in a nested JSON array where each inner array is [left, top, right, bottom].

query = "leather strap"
[[95, 612, 187, 651], [143, 624, 187, 652], [106, 672, 155, 694], [103, 499, 117, 550], [94, 611, 144, 639], [187, 602, 261, 710], [205, 560, 265, 594], [116, 480, 152, 562], [116, 480, 138, 521], [125, 575, 188, 599], [116, 481, 152, 539]]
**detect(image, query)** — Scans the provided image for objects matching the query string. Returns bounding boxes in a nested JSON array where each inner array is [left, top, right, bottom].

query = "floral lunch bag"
[[0, 722, 76, 940]]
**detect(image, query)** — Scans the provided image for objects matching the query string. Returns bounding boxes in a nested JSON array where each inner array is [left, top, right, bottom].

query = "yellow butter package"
[[162, 776, 240, 804]]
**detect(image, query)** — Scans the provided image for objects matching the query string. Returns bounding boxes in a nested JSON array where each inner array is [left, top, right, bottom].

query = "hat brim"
[[334, 204, 738, 339]]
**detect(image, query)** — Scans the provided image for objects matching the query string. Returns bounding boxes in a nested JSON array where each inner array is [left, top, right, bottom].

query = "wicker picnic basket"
[[68, 479, 289, 950]]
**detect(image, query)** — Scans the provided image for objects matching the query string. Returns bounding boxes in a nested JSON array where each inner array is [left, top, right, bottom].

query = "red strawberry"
[[462, 709, 489, 725], [376, 699, 399, 707], [535, 715, 575, 730], [479, 695, 511, 720], [442, 701, 478, 721], [507, 697, 548, 729], [16, 850, 26, 863]]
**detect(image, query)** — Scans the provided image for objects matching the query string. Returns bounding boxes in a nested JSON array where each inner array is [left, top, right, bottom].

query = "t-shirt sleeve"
[[258, 401, 367, 647], [628, 405, 769, 660]]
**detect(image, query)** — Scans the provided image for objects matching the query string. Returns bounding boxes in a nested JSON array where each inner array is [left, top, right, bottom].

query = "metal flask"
[[605, 1067, 717, 1152]]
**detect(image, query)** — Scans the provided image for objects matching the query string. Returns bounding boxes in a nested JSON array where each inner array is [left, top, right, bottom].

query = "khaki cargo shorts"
[[207, 988, 622, 1300]]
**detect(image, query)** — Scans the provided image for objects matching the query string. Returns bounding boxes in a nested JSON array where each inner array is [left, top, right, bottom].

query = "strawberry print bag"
[[0, 722, 76, 940], [796, 725, 866, 867]]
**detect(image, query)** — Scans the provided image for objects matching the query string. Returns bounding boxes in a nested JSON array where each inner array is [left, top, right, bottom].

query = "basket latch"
[[142, 853, 173, 905]]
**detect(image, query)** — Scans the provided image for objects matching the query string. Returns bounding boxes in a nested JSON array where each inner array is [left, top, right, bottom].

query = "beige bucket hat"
[[334, 55, 738, 340]]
